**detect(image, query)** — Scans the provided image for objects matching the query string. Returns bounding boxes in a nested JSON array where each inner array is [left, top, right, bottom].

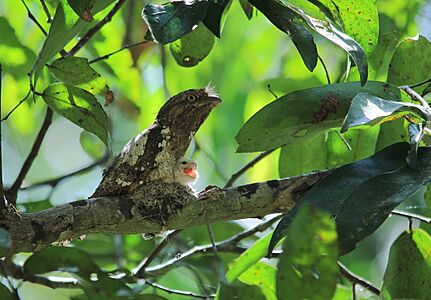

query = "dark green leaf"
[[249, 0, 318, 71], [48, 57, 109, 96], [142, 1, 209, 44], [276, 204, 338, 300], [239, 0, 254, 20], [0, 228, 11, 257], [82, 275, 133, 299], [236, 81, 410, 153], [382, 229, 431, 299], [42, 83, 109, 146], [24, 246, 101, 278], [388, 35, 431, 94], [169, 24, 214, 67], [68, 0, 95, 22], [32, 0, 116, 85], [202, 0, 231, 38], [341, 93, 429, 133], [216, 281, 266, 300], [0, 283, 13, 300]]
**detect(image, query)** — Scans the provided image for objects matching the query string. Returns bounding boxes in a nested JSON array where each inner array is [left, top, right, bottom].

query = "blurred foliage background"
[[1, 0, 431, 299]]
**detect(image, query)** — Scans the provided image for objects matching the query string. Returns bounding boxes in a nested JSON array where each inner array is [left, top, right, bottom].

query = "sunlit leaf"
[[32, 0, 116, 85], [382, 229, 431, 299], [48, 57, 110, 96], [216, 281, 266, 300], [341, 93, 429, 133], [142, 1, 209, 44], [238, 262, 277, 300], [202, 0, 231, 37], [236, 81, 410, 153], [249, 0, 318, 71], [276, 204, 338, 300], [170, 24, 214, 67], [388, 35, 431, 94], [42, 83, 109, 146], [80, 131, 106, 159]]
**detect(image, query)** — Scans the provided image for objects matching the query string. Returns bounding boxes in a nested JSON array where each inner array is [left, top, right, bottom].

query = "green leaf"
[[142, 1, 209, 44], [169, 24, 215, 67], [68, 0, 95, 22], [239, 0, 254, 20], [269, 143, 417, 255], [24, 246, 101, 278], [276, 204, 338, 300], [42, 83, 109, 146], [226, 233, 273, 282], [341, 93, 429, 133], [31, 0, 116, 85], [331, 285, 352, 300], [368, 31, 401, 80], [388, 35, 431, 94], [215, 281, 266, 300], [80, 131, 106, 159], [238, 262, 277, 300], [382, 229, 431, 299], [20, 199, 53, 213], [236, 81, 409, 153], [202, 0, 231, 38], [249, 0, 318, 71], [0, 16, 36, 79], [0, 283, 13, 300], [0, 228, 11, 257], [48, 57, 109, 96]]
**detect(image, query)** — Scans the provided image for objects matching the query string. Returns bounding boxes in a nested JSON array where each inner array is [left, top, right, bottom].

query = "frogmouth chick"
[[174, 158, 199, 186]]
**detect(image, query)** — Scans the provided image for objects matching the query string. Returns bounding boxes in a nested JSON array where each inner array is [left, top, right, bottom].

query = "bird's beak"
[[200, 96, 221, 108]]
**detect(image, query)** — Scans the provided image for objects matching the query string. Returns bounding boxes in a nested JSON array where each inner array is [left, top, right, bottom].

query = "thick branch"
[[1, 172, 327, 255]]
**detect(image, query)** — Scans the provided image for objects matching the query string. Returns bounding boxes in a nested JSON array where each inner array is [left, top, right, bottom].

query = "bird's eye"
[[181, 161, 187, 165], [187, 94, 196, 101]]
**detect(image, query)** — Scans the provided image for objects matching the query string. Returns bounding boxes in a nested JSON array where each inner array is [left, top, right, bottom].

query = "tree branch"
[[390, 209, 431, 224], [21, 0, 48, 36], [0, 64, 5, 209], [0, 171, 326, 255], [67, 0, 127, 57], [145, 280, 215, 299], [5, 108, 53, 206], [89, 41, 150, 64], [0, 90, 31, 122]]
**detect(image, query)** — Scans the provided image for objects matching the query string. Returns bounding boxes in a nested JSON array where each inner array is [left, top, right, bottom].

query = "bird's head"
[[174, 158, 199, 186]]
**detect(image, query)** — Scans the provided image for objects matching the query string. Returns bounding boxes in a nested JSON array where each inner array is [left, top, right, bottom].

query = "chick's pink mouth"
[[183, 167, 197, 178]]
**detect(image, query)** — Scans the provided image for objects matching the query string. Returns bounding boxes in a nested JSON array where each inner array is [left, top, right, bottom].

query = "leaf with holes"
[[277, 204, 338, 300], [382, 229, 431, 299], [42, 83, 109, 146], [236, 81, 410, 153], [142, 1, 209, 44], [169, 24, 214, 67], [48, 57, 110, 96], [341, 93, 429, 133], [249, 0, 317, 71]]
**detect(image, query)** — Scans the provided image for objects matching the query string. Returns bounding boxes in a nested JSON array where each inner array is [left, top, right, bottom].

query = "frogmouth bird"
[[92, 87, 220, 197]]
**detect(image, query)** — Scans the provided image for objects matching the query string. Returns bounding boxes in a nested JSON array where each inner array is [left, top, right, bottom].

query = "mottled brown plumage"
[[92, 87, 220, 197]]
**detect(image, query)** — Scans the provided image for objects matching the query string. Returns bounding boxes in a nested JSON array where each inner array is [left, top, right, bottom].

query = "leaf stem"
[[21, 0, 48, 36], [89, 40, 150, 64]]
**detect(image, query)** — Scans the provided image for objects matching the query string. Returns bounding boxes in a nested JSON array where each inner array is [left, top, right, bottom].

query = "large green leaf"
[[238, 262, 277, 300], [236, 81, 410, 153], [31, 0, 116, 85], [341, 93, 429, 133], [276, 205, 338, 300], [382, 229, 431, 299], [249, 0, 318, 71], [42, 83, 109, 146], [388, 35, 431, 93], [68, 0, 95, 22], [0, 283, 12, 300], [216, 281, 266, 300], [48, 57, 109, 95], [169, 23, 215, 67], [202, 0, 231, 38], [142, 1, 209, 44], [269, 143, 431, 255]]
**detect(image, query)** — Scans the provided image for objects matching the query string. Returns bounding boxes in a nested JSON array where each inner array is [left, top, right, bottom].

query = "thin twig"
[[267, 84, 278, 99], [391, 209, 431, 224], [21, 0, 47, 36], [19, 154, 108, 190], [194, 140, 228, 182], [408, 78, 431, 89], [0, 64, 5, 209], [318, 55, 331, 84], [400, 85, 430, 110], [338, 262, 381, 295], [224, 149, 276, 188], [145, 280, 215, 299], [5, 108, 53, 206], [39, 0, 52, 23], [1, 90, 31, 122], [89, 40, 150, 64], [67, 0, 127, 57], [135, 230, 182, 274]]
